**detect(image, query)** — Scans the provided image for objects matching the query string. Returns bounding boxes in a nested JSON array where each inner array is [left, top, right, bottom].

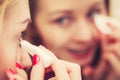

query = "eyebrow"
[[48, 1, 103, 17], [48, 10, 73, 17]]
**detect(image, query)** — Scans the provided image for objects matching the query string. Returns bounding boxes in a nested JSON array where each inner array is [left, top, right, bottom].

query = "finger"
[[83, 66, 94, 77], [40, 45, 82, 80], [106, 21, 120, 40], [38, 45, 57, 60], [83, 60, 108, 80], [104, 53, 120, 74], [30, 54, 45, 80], [104, 42, 120, 60], [60, 60, 82, 80], [51, 59, 70, 80], [16, 62, 27, 79], [94, 61, 109, 80], [107, 18, 120, 30], [39, 46, 70, 80], [39, 46, 81, 80], [6, 68, 25, 80], [38, 45, 59, 73], [38, 45, 57, 73]]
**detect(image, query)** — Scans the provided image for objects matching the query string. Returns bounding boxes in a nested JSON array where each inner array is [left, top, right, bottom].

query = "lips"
[[64, 42, 97, 60], [66, 42, 96, 54], [65, 47, 95, 63], [67, 46, 91, 55]]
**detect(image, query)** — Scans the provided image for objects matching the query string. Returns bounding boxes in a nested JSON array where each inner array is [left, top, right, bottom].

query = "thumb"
[[30, 54, 45, 80], [82, 66, 94, 77]]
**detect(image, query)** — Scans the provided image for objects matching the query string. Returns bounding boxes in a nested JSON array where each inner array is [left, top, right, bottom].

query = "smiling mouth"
[[67, 47, 92, 55]]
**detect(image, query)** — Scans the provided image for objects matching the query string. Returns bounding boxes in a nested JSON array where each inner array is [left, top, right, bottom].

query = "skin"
[[7, 46, 81, 80], [32, 0, 106, 66], [0, 0, 81, 79], [27, 0, 120, 79], [0, 0, 31, 79], [83, 19, 120, 80]]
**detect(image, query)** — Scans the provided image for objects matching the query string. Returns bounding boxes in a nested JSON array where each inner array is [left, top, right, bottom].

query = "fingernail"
[[16, 62, 23, 69], [32, 54, 40, 65], [108, 38, 116, 43], [8, 68, 17, 74]]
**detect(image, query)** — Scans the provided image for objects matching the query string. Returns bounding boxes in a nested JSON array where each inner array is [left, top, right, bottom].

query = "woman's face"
[[34, 0, 106, 66], [0, 0, 30, 79]]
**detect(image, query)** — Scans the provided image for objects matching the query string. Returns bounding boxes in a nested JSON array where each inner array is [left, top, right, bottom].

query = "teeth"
[[69, 49, 89, 54], [21, 40, 53, 68]]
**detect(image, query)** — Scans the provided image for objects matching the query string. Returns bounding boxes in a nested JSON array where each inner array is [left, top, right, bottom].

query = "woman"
[[0, 0, 81, 80], [25, 0, 120, 79]]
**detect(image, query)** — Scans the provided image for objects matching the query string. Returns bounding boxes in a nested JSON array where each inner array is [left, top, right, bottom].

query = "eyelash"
[[18, 31, 26, 48], [53, 8, 101, 26], [87, 8, 101, 20], [18, 37, 22, 48], [54, 16, 72, 26]]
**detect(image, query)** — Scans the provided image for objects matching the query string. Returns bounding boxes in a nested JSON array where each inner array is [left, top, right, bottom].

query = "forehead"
[[3, 0, 30, 32], [38, 0, 105, 12], [5, 0, 29, 21]]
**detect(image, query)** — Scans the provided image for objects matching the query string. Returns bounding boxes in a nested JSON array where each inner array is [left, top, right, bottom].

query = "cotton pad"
[[21, 40, 53, 68], [94, 15, 112, 35]]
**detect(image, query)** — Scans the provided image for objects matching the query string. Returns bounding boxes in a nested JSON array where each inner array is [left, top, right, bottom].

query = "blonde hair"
[[0, 0, 17, 35]]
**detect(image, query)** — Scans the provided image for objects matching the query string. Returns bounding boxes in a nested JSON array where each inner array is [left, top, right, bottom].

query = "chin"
[[64, 42, 101, 67], [71, 55, 94, 66]]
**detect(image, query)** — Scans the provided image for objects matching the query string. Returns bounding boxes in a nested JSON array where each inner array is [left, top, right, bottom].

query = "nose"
[[72, 19, 97, 43]]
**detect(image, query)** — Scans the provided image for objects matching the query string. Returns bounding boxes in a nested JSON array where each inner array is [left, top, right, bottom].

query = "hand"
[[83, 18, 120, 80], [6, 46, 81, 80], [102, 20, 120, 80]]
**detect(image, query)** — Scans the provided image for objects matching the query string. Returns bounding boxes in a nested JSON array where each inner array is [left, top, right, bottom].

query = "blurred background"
[[109, 0, 120, 20]]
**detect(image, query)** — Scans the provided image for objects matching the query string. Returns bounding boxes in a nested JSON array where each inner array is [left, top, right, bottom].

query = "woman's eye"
[[54, 17, 70, 25], [18, 32, 24, 48], [87, 8, 101, 22], [18, 37, 22, 48], [21, 31, 26, 38], [87, 8, 100, 18]]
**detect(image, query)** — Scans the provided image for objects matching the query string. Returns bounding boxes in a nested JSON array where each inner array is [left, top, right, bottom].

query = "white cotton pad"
[[21, 40, 53, 68], [94, 15, 112, 35]]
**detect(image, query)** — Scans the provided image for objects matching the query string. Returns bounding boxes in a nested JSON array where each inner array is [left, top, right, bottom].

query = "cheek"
[[0, 48, 16, 80], [36, 21, 72, 47], [87, 21, 100, 39], [0, 41, 18, 70], [39, 28, 69, 45], [40, 34, 62, 47], [91, 25, 101, 39]]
